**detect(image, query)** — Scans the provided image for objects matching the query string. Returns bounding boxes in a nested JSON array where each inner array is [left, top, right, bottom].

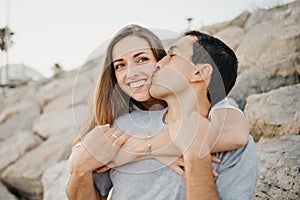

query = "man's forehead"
[[169, 36, 196, 58]]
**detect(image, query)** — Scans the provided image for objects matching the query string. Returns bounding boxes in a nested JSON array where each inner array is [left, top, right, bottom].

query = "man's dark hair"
[[185, 31, 238, 106]]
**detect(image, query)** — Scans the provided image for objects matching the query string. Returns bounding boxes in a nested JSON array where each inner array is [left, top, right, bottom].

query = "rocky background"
[[0, 1, 299, 199]]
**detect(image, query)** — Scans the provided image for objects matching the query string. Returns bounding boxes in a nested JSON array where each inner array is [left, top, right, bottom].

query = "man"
[[150, 31, 258, 199]]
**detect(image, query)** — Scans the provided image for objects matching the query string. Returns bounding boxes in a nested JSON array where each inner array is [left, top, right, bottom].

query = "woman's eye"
[[115, 63, 125, 70], [137, 57, 149, 63]]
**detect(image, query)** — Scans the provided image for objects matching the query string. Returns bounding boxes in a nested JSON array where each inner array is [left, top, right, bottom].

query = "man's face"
[[150, 36, 197, 99]]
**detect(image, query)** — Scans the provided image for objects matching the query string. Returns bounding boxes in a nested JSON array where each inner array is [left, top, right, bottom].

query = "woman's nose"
[[126, 65, 139, 78]]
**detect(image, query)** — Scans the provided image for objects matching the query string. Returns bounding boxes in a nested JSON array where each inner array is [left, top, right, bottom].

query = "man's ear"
[[190, 64, 213, 83]]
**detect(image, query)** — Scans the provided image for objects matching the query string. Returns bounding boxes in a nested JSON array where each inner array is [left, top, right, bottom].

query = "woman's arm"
[[109, 108, 249, 167], [209, 108, 249, 153]]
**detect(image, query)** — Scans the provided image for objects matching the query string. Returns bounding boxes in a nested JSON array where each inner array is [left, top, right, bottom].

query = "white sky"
[[0, 0, 295, 77]]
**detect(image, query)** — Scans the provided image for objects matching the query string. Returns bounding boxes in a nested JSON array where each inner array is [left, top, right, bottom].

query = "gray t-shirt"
[[93, 99, 258, 200]]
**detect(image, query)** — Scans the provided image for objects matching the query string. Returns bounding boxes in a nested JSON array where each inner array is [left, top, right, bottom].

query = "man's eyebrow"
[[168, 45, 178, 53]]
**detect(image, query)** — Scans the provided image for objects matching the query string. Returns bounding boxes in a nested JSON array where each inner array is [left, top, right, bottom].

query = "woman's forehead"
[[112, 36, 152, 60]]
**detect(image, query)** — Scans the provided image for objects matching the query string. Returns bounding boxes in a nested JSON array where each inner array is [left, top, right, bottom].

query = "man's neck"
[[164, 89, 211, 124]]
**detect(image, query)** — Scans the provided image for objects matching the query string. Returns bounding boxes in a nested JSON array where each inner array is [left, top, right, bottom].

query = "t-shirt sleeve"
[[214, 136, 258, 200], [210, 98, 243, 114], [92, 170, 113, 196]]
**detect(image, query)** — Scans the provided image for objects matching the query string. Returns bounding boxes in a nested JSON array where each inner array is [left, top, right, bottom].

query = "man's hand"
[[68, 125, 130, 175]]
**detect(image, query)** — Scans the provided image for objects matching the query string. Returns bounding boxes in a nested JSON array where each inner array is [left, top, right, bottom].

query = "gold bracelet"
[[147, 143, 152, 156], [146, 132, 152, 156]]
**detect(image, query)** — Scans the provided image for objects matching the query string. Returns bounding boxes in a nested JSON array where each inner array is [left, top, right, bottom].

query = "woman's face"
[[112, 36, 157, 102]]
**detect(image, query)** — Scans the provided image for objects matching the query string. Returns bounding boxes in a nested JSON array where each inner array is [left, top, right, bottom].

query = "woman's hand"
[[68, 125, 130, 175]]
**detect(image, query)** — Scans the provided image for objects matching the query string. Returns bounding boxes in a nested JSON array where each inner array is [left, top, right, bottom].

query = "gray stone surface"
[[245, 84, 300, 141], [254, 135, 300, 200], [42, 160, 69, 200]]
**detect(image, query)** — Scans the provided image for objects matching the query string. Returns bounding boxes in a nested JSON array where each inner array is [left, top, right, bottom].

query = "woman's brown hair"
[[74, 24, 166, 144]]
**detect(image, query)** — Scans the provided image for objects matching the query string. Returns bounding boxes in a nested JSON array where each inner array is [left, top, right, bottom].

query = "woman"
[[67, 24, 249, 199]]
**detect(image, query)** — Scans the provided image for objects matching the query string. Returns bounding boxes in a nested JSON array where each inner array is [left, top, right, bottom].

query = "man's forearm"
[[67, 172, 102, 200], [184, 154, 219, 200]]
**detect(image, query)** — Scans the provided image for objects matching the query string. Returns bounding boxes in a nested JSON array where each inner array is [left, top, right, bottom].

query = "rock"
[[200, 21, 229, 35], [244, 84, 300, 141], [0, 130, 43, 172], [214, 26, 245, 50], [42, 160, 69, 200], [33, 75, 75, 108], [33, 105, 86, 139], [43, 66, 95, 112], [229, 11, 251, 28], [254, 135, 300, 199], [1, 129, 75, 200], [0, 182, 17, 200], [229, 67, 299, 108], [237, 5, 300, 71], [0, 101, 41, 141]]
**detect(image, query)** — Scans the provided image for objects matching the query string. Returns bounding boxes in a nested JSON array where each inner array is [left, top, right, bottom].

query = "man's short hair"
[[185, 31, 238, 105]]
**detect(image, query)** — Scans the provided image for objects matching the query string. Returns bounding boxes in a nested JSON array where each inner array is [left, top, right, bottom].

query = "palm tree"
[[0, 26, 14, 85]]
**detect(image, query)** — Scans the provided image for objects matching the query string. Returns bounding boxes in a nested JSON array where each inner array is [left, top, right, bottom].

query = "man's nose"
[[155, 62, 162, 70]]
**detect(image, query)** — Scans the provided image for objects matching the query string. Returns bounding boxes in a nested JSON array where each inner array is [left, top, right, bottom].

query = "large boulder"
[[32, 105, 86, 139], [1, 128, 75, 200], [0, 130, 42, 172], [244, 84, 300, 141], [0, 101, 41, 141], [0, 182, 17, 200], [254, 135, 300, 199], [42, 160, 69, 200]]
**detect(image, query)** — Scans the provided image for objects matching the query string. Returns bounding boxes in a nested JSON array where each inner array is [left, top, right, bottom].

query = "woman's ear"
[[190, 64, 213, 83]]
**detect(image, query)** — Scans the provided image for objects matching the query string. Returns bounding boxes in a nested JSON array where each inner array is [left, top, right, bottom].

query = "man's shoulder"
[[215, 136, 257, 165]]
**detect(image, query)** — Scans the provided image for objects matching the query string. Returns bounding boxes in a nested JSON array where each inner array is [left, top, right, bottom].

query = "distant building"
[[0, 64, 44, 87]]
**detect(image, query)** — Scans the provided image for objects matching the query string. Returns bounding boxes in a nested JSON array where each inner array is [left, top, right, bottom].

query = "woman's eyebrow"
[[113, 52, 148, 63], [133, 52, 147, 58], [113, 58, 123, 64]]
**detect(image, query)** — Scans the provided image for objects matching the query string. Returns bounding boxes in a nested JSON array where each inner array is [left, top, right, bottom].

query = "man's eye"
[[137, 57, 149, 63], [169, 53, 175, 57], [115, 63, 125, 70]]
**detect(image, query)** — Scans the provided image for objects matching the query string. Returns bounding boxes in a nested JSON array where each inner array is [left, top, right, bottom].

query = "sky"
[[0, 0, 295, 77]]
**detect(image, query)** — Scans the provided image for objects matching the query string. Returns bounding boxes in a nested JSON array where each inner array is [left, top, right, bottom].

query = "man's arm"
[[184, 154, 219, 199], [67, 171, 103, 200]]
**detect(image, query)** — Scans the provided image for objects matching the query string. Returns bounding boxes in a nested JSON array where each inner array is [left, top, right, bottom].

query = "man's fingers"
[[169, 165, 186, 179], [211, 155, 221, 163], [213, 170, 219, 178], [96, 165, 111, 173]]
